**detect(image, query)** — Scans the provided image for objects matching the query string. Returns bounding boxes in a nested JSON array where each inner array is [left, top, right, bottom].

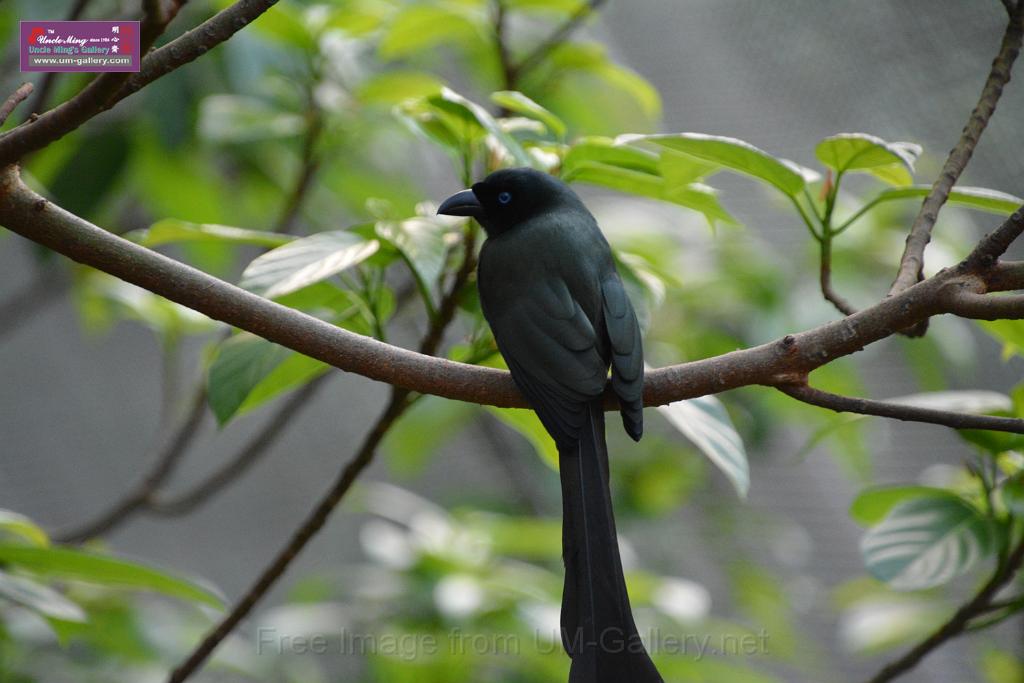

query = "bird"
[[439, 167, 663, 683]]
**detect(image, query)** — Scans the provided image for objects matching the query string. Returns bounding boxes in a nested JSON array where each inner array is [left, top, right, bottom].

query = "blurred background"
[[1, 1, 1023, 682]]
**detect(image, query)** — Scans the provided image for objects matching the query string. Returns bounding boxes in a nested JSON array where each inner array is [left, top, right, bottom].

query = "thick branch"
[[777, 383, 1024, 434], [3, 166, 1022, 415], [866, 536, 1024, 683], [0, 0, 279, 166], [889, 9, 1023, 297]]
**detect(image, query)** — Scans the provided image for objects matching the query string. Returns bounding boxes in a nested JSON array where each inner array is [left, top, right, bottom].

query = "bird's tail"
[[557, 400, 663, 683]]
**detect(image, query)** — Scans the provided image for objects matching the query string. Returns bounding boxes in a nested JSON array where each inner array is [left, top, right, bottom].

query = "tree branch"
[[888, 8, 1023, 300], [0, 0, 279, 166], [147, 373, 330, 515], [53, 116, 332, 541], [3, 166, 1024, 419], [53, 385, 208, 543], [0, 83, 33, 127], [0, 266, 66, 342], [167, 385, 412, 683], [166, 223, 481, 683], [945, 290, 1024, 319], [507, 0, 606, 84], [819, 230, 858, 316], [20, 0, 99, 123], [865, 536, 1024, 683], [777, 383, 1024, 434]]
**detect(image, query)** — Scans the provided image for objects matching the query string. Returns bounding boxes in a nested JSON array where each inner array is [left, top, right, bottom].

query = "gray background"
[[2, 1, 1023, 681]]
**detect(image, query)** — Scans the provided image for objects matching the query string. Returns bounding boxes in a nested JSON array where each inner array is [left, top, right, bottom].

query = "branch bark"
[[3, 167, 1024, 419], [506, 0, 607, 84], [777, 383, 1024, 433], [0, 0, 280, 166], [54, 385, 208, 543], [888, 8, 1024, 299], [166, 221, 481, 683], [0, 83, 33, 126]]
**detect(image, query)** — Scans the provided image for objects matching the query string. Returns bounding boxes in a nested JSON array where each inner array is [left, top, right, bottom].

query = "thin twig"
[[507, 0, 606, 84], [888, 9, 1024, 302], [0, 268, 66, 342], [777, 383, 1024, 434], [54, 385, 208, 544], [20, 0, 98, 122], [148, 373, 331, 515], [166, 225, 481, 683], [273, 95, 322, 235], [166, 386, 412, 683], [0, 83, 33, 127], [493, 0, 515, 90], [865, 537, 1024, 683], [52, 114, 331, 540], [819, 231, 857, 315]]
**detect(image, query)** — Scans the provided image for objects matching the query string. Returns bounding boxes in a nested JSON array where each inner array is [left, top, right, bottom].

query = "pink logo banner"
[[20, 21, 141, 72]]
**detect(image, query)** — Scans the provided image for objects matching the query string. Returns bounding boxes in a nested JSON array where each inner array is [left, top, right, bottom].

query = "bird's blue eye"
[[497, 191, 512, 205]]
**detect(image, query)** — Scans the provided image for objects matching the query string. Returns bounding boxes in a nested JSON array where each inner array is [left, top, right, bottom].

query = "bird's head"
[[437, 167, 580, 237]]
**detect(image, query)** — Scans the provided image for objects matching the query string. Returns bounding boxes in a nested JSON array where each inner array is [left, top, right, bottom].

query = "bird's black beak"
[[437, 188, 483, 218]]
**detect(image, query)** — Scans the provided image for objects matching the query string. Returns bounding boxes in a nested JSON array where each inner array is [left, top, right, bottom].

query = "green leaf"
[[129, 219, 294, 249], [465, 513, 562, 559], [384, 396, 476, 476], [207, 333, 292, 425], [247, 1, 317, 50], [815, 133, 921, 186], [430, 88, 534, 166], [1002, 473, 1024, 517], [486, 407, 559, 470], [0, 545, 223, 608], [562, 137, 661, 176], [237, 353, 330, 417], [659, 149, 719, 186], [860, 495, 993, 590], [375, 218, 450, 306], [378, 5, 483, 60], [0, 570, 85, 622], [491, 90, 567, 139], [872, 185, 1023, 216], [0, 510, 49, 547], [565, 162, 736, 227], [658, 395, 749, 497], [850, 485, 949, 527], [502, 0, 585, 14], [356, 71, 445, 105], [628, 133, 806, 196], [240, 230, 380, 299], [979, 319, 1024, 359], [198, 95, 305, 143]]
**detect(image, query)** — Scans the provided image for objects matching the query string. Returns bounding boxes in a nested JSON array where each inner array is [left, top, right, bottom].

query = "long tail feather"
[[558, 400, 663, 683]]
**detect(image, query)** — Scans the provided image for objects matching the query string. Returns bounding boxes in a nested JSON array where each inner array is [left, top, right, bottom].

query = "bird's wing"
[[485, 275, 609, 445], [601, 275, 644, 440]]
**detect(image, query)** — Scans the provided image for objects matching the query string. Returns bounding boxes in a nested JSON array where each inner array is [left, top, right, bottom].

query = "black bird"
[[439, 168, 662, 683]]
